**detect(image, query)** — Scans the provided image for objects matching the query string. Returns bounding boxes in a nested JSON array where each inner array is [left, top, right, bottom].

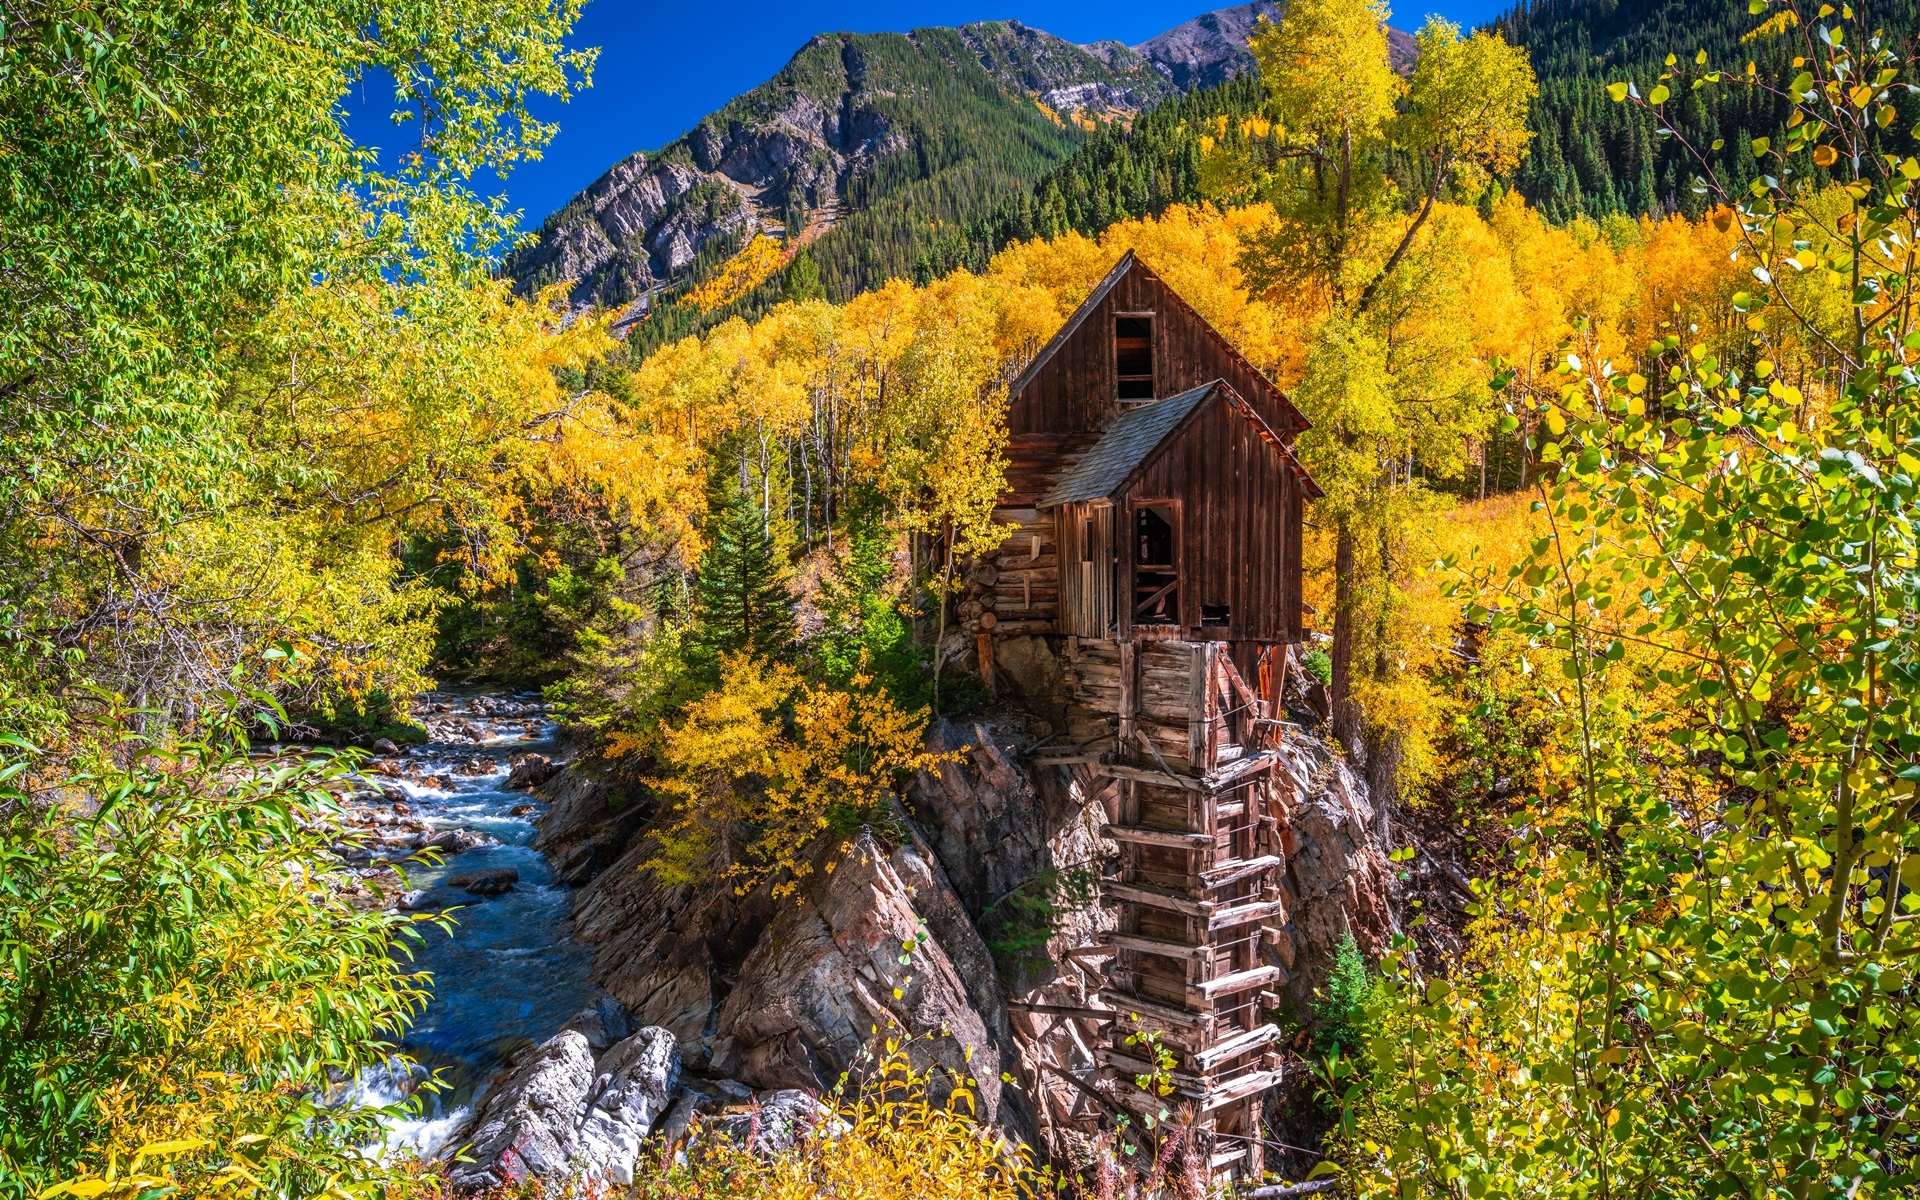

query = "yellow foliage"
[[642, 654, 957, 895], [638, 1039, 1033, 1200], [685, 234, 791, 314]]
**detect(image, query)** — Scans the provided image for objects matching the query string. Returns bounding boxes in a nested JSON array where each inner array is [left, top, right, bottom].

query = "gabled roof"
[[1037, 380, 1324, 507], [1005, 252, 1136, 403], [1039, 384, 1214, 506], [1004, 250, 1311, 435]]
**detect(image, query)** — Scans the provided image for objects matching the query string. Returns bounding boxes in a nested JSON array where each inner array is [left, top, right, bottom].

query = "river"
[[348, 690, 599, 1157]]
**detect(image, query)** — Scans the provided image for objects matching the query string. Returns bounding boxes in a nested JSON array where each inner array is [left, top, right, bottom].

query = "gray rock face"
[[532, 761, 654, 886], [710, 832, 1019, 1131], [706, 1088, 836, 1155], [450, 1030, 598, 1191], [448, 1012, 681, 1192], [1129, 2, 1418, 91], [1269, 734, 1399, 1006], [572, 1028, 682, 1185], [562, 994, 639, 1052]]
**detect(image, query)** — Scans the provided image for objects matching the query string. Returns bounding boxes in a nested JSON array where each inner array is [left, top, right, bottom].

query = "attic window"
[[1116, 316, 1154, 401]]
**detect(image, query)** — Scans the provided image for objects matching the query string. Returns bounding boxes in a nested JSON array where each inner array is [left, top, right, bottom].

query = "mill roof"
[[1038, 380, 1326, 507], [1039, 384, 1214, 506]]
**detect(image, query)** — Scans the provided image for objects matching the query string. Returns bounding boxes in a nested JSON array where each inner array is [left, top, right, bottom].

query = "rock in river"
[[446, 867, 518, 896], [415, 828, 499, 856], [448, 1006, 680, 1192], [507, 754, 560, 790]]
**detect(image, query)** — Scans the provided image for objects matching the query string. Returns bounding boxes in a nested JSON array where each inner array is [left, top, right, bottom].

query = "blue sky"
[[359, 0, 1512, 229]]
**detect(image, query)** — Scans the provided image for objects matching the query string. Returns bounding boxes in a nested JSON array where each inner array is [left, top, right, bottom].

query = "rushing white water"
[[350, 690, 600, 1159]]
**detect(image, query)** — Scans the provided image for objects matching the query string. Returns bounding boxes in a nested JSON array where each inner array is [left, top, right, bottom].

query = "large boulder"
[[507, 754, 560, 791], [567, 828, 776, 1057], [533, 761, 654, 885], [710, 832, 1027, 1135], [448, 1012, 680, 1192], [571, 1027, 682, 1185], [449, 1030, 597, 1191], [905, 717, 1056, 917], [1271, 734, 1399, 1004]]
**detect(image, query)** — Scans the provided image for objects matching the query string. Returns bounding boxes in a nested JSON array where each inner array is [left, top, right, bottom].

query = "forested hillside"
[[1499, 0, 1920, 218], [506, 22, 1171, 317]]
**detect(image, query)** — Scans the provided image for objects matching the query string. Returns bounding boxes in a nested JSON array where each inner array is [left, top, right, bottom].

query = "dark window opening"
[[1116, 316, 1154, 401], [1134, 503, 1178, 625], [1201, 604, 1230, 627]]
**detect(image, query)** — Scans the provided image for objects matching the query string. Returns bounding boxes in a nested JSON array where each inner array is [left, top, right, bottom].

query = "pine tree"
[[784, 246, 824, 302], [691, 469, 798, 663]]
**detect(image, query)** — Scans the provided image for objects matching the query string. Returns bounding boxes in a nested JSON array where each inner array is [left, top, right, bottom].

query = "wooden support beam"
[[1196, 965, 1282, 998], [1201, 854, 1284, 889], [1200, 1067, 1289, 1112], [1103, 823, 1213, 849], [1097, 989, 1213, 1035], [1188, 1021, 1285, 1070], [1207, 899, 1287, 931], [1190, 642, 1215, 768], [1203, 748, 1280, 793], [1244, 1181, 1338, 1198], [1008, 1002, 1115, 1022], [1104, 880, 1215, 917], [1118, 641, 1138, 744], [1095, 761, 1203, 792], [1031, 753, 1109, 767], [1096, 1047, 1209, 1095], [1107, 931, 1211, 961]]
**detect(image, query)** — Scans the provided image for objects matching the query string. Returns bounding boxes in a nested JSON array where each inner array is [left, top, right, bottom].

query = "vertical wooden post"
[[1189, 642, 1216, 770], [978, 630, 996, 694], [1118, 641, 1137, 746]]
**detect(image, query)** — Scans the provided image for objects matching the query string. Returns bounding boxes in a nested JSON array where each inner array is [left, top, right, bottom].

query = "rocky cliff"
[[519, 635, 1398, 1177]]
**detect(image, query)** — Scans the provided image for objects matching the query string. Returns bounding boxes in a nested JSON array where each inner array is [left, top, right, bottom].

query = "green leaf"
[[1649, 84, 1672, 104], [1608, 81, 1631, 102]]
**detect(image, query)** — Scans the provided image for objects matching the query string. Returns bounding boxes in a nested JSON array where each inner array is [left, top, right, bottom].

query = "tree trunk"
[[1330, 516, 1360, 755], [1363, 725, 1400, 858]]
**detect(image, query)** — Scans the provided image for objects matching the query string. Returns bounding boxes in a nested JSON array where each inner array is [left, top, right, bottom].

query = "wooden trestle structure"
[[1060, 635, 1293, 1183]]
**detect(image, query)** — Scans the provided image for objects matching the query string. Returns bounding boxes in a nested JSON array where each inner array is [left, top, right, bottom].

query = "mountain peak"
[[1129, 1, 1418, 91]]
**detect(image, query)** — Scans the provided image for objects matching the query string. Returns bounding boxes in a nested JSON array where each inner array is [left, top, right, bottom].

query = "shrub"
[[634, 1038, 1036, 1200], [0, 698, 437, 1199]]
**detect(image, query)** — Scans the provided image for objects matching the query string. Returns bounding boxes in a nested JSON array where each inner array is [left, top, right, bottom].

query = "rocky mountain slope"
[[1131, 0, 1418, 91], [507, 22, 1172, 312]]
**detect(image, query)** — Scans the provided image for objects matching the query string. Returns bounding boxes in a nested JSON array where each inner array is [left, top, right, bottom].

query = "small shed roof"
[[1038, 380, 1325, 507], [1038, 384, 1215, 506]]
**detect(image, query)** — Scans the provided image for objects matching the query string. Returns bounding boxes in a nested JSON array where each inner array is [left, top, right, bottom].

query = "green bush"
[[1301, 645, 1333, 686], [1312, 934, 1376, 1063], [0, 698, 438, 1198]]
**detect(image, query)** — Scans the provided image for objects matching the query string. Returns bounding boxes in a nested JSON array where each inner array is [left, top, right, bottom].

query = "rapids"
[[353, 690, 598, 1157]]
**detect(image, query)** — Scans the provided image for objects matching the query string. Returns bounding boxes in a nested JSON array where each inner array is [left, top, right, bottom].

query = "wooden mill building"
[[975, 252, 1324, 1184]]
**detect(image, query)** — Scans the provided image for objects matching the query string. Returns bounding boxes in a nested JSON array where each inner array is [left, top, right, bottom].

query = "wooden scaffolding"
[[1059, 635, 1293, 1184]]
